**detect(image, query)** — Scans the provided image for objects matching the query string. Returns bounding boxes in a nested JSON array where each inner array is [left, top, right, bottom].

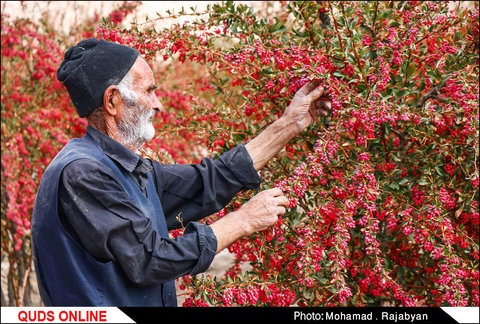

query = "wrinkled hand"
[[282, 81, 332, 133], [236, 188, 289, 235]]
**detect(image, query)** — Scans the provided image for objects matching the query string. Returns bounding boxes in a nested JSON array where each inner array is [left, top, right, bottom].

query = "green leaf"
[[398, 178, 410, 186], [418, 179, 429, 186], [435, 166, 445, 176], [390, 182, 400, 190]]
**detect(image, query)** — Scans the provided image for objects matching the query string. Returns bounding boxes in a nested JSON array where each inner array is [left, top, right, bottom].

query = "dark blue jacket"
[[33, 125, 262, 306], [32, 132, 181, 306], [32, 132, 204, 306]]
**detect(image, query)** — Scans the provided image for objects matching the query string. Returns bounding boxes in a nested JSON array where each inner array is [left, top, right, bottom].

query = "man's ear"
[[103, 85, 121, 116]]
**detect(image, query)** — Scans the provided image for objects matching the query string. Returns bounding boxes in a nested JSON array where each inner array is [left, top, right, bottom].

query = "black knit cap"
[[57, 38, 140, 118]]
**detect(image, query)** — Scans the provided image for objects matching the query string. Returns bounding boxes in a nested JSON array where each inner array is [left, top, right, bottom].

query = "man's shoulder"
[[47, 138, 109, 184], [48, 137, 98, 167], [61, 158, 107, 179]]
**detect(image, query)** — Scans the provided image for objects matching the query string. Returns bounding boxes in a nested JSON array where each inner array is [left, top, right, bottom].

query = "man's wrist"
[[245, 115, 302, 171], [231, 209, 252, 237], [276, 115, 302, 137], [209, 209, 250, 253]]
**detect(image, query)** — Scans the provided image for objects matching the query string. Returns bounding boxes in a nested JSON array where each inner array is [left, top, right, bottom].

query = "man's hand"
[[209, 188, 289, 253], [210, 81, 333, 254], [282, 81, 332, 133], [245, 80, 332, 171], [235, 188, 289, 235]]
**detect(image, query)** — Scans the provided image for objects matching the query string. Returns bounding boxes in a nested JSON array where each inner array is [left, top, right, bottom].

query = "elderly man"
[[32, 38, 329, 306]]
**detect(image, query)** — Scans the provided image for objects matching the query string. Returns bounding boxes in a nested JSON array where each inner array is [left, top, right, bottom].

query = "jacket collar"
[[85, 126, 151, 173]]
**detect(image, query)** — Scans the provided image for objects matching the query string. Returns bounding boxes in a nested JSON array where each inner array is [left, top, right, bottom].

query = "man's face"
[[116, 57, 163, 149]]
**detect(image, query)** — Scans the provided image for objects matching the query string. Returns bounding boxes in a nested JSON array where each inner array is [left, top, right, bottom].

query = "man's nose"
[[152, 94, 164, 113]]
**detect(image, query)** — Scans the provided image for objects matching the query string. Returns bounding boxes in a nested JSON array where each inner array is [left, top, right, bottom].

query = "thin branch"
[[131, 11, 210, 26], [415, 85, 440, 109], [339, 2, 370, 91], [299, 5, 318, 47], [19, 253, 32, 306], [327, 1, 345, 61]]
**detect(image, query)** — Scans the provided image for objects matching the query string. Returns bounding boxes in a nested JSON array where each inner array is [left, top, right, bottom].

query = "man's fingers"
[[276, 206, 286, 216], [322, 100, 332, 113], [298, 80, 320, 95], [275, 195, 290, 208], [267, 187, 284, 197], [298, 81, 315, 95], [313, 99, 332, 117], [308, 86, 325, 101]]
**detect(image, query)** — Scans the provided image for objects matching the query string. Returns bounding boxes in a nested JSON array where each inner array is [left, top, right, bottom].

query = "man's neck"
[[92, 123, 144, 154]]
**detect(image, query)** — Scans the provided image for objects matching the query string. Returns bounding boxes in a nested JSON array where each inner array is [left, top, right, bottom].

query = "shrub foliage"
[[1, 1, 478, 306]]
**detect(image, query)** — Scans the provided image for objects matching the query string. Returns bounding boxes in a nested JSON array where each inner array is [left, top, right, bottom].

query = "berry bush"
[[2, 1, 478, 306]]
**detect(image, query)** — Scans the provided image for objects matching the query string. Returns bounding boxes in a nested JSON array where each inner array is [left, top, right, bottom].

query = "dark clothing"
[[32, 126, 261, 306], [58, 126, 261, 286]]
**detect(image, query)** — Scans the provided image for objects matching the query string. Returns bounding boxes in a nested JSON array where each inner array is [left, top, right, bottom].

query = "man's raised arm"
[[209, 82, 331, 254], [245, 82, 330, 170]]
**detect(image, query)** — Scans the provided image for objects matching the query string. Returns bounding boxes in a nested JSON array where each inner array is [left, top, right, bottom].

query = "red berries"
[[2, 0, 478, 307]]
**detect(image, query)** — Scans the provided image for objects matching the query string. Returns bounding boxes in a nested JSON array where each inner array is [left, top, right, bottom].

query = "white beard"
[[117, 102, 156, 150]]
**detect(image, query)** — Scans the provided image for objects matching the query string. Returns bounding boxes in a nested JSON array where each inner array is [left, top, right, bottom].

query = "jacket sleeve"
[[58, 159, 217, 286], [151, 144, 263, 230]]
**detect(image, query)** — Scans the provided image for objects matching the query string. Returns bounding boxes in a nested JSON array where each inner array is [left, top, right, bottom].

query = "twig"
[[415, 85, 439, 109], [131, 11, 210, 26], [339, 2, 370, 91], [327, 2, 346, 61], [299, 5, 318, 47], [414, 18, 464, 45], [19, 254, 32, 306], [206, 63, 247, 129]]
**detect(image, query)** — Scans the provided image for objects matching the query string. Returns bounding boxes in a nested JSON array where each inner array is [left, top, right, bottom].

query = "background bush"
[[1, 1, 478, 306]]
